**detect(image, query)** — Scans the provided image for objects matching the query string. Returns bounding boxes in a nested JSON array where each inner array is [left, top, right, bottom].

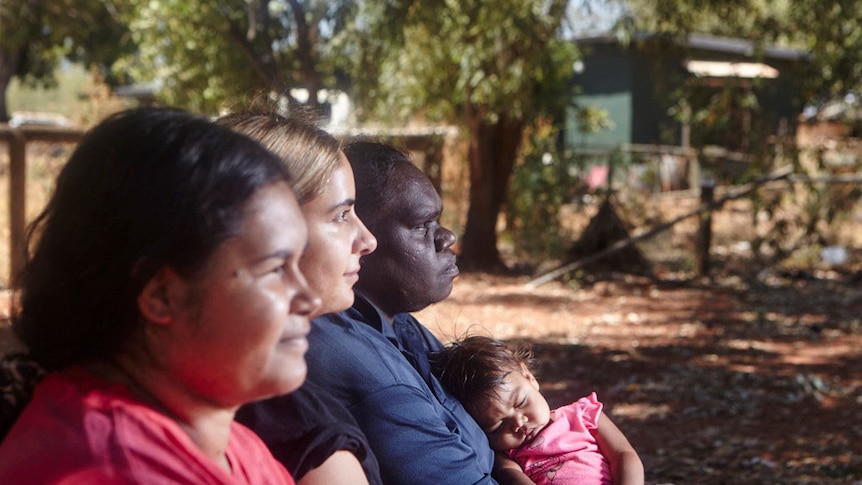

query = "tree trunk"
[[286, 0, 321, 113], [0, 75, 10, 123], [0, 47, 23, 122], [459, 110, 523, 271]]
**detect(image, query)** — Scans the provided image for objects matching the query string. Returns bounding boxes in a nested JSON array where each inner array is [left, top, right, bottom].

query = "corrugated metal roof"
[[687, 34, 807, 61], [575, 32, 808, 62]]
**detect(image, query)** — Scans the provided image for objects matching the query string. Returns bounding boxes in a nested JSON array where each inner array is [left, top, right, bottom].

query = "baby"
[[431, 335, 644, 485]]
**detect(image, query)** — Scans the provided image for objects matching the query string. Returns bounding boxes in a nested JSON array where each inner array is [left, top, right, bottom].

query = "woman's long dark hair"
[[14, 107, 291, 370]]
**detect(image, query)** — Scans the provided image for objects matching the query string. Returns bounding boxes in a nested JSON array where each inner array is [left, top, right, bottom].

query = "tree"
[[122, 0, 354, 114], [340, 0, 578, 271], [0, 0, 131, 121]]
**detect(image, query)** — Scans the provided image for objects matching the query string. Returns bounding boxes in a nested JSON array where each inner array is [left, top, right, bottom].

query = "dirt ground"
[[415, 271, 862, 485]]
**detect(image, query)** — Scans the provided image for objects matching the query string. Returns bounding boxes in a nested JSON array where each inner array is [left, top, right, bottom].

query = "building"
[[566, 33, 808, 189]]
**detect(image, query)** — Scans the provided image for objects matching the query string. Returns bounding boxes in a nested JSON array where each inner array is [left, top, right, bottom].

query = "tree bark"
[[224, 14, 280, 92], [0, 47, 24, 122], [459, 108, 523, 271], [286, 0, 321, 112], [0, 73, 11, 123]]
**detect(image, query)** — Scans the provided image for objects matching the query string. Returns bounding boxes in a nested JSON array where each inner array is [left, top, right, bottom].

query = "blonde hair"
[[217, 111, 342, 204]]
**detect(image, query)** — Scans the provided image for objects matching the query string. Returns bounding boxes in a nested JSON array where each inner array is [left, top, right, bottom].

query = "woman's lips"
[[344, 268, 361, 283], [279, 335, 309, 352], [280, 319, 310, 349], [443, 261, 460, 278]]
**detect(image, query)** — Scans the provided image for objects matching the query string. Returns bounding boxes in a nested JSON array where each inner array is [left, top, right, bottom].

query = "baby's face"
[[474, 365, 552, 451]]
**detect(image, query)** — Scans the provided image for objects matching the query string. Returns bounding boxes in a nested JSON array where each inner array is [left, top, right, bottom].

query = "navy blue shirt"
[[306, 294, 499, 485]]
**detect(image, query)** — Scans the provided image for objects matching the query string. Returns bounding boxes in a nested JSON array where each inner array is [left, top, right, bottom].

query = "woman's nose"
[[434, 226, 456, 252], [354, 218, 377, 255]]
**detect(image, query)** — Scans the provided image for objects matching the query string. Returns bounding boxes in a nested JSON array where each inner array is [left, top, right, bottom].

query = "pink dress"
[[508, 392, 611, 484], [0, 366, 294, 485]]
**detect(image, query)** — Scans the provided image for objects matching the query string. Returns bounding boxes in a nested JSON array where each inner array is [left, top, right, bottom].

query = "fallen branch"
[[525, 165, 796, 288]]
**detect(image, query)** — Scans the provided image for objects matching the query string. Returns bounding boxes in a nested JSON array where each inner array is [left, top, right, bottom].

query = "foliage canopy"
[[120, 0, 354, 113], [0, 0, 132, 120], [340, 0, 577, 125]]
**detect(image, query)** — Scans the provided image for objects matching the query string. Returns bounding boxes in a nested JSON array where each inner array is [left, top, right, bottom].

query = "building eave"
[[575, 32, 809, 62]]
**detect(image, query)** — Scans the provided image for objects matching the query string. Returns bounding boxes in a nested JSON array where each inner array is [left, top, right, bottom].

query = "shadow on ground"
[[426, 272, 862, 484]]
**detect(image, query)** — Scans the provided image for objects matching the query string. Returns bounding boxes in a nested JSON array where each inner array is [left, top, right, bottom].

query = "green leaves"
[[343, 0, 578, 126], [118, 0, 356, 113]]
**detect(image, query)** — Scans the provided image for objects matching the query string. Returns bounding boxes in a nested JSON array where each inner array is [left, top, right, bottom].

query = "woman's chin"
[[313, 292, 355, 317], [270, 368, 308, 397]]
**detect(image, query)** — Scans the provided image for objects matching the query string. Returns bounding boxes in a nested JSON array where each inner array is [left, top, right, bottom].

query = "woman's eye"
[[415, 221, 433, 233], [335, 208, 352, 222]]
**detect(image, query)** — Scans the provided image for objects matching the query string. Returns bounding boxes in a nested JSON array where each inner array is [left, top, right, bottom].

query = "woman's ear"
[[137, 267, 184, 325]]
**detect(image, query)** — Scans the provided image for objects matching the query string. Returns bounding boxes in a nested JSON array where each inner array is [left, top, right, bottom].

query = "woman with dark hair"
[[0, 107, 319, 484]]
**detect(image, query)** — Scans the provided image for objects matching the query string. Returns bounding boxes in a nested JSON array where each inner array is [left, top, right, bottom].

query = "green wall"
[[567, 44, 634, 149], [567, 91, 632, 148]]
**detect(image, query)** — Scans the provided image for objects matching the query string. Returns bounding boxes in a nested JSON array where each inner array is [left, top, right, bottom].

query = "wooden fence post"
[[9, 131, 26, 283], [696, 178, 716, 277], [1, 125, 86, 286]]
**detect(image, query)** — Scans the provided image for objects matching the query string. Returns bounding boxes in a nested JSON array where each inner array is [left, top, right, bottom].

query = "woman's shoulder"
[[0, 368, 158, 481], [9, 367, 168, 434], [1, 366, 287, 484]]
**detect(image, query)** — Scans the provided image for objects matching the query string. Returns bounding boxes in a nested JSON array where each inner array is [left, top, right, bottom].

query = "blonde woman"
[[219, 112, 380, 485]]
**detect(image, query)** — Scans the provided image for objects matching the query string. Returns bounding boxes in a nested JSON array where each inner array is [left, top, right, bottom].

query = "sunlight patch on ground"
[[610, 402, 672, 421], [722, 337, 862, 366]]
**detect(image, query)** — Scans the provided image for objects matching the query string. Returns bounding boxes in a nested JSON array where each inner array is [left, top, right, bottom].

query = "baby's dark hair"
[[430, 335, 534, 417]]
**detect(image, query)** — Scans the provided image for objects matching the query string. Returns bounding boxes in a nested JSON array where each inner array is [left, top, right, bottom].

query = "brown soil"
[[416, 271, 862, 485]]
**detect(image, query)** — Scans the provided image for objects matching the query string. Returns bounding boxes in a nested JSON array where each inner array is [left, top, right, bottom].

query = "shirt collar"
[[352, 292, 401, 346]]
